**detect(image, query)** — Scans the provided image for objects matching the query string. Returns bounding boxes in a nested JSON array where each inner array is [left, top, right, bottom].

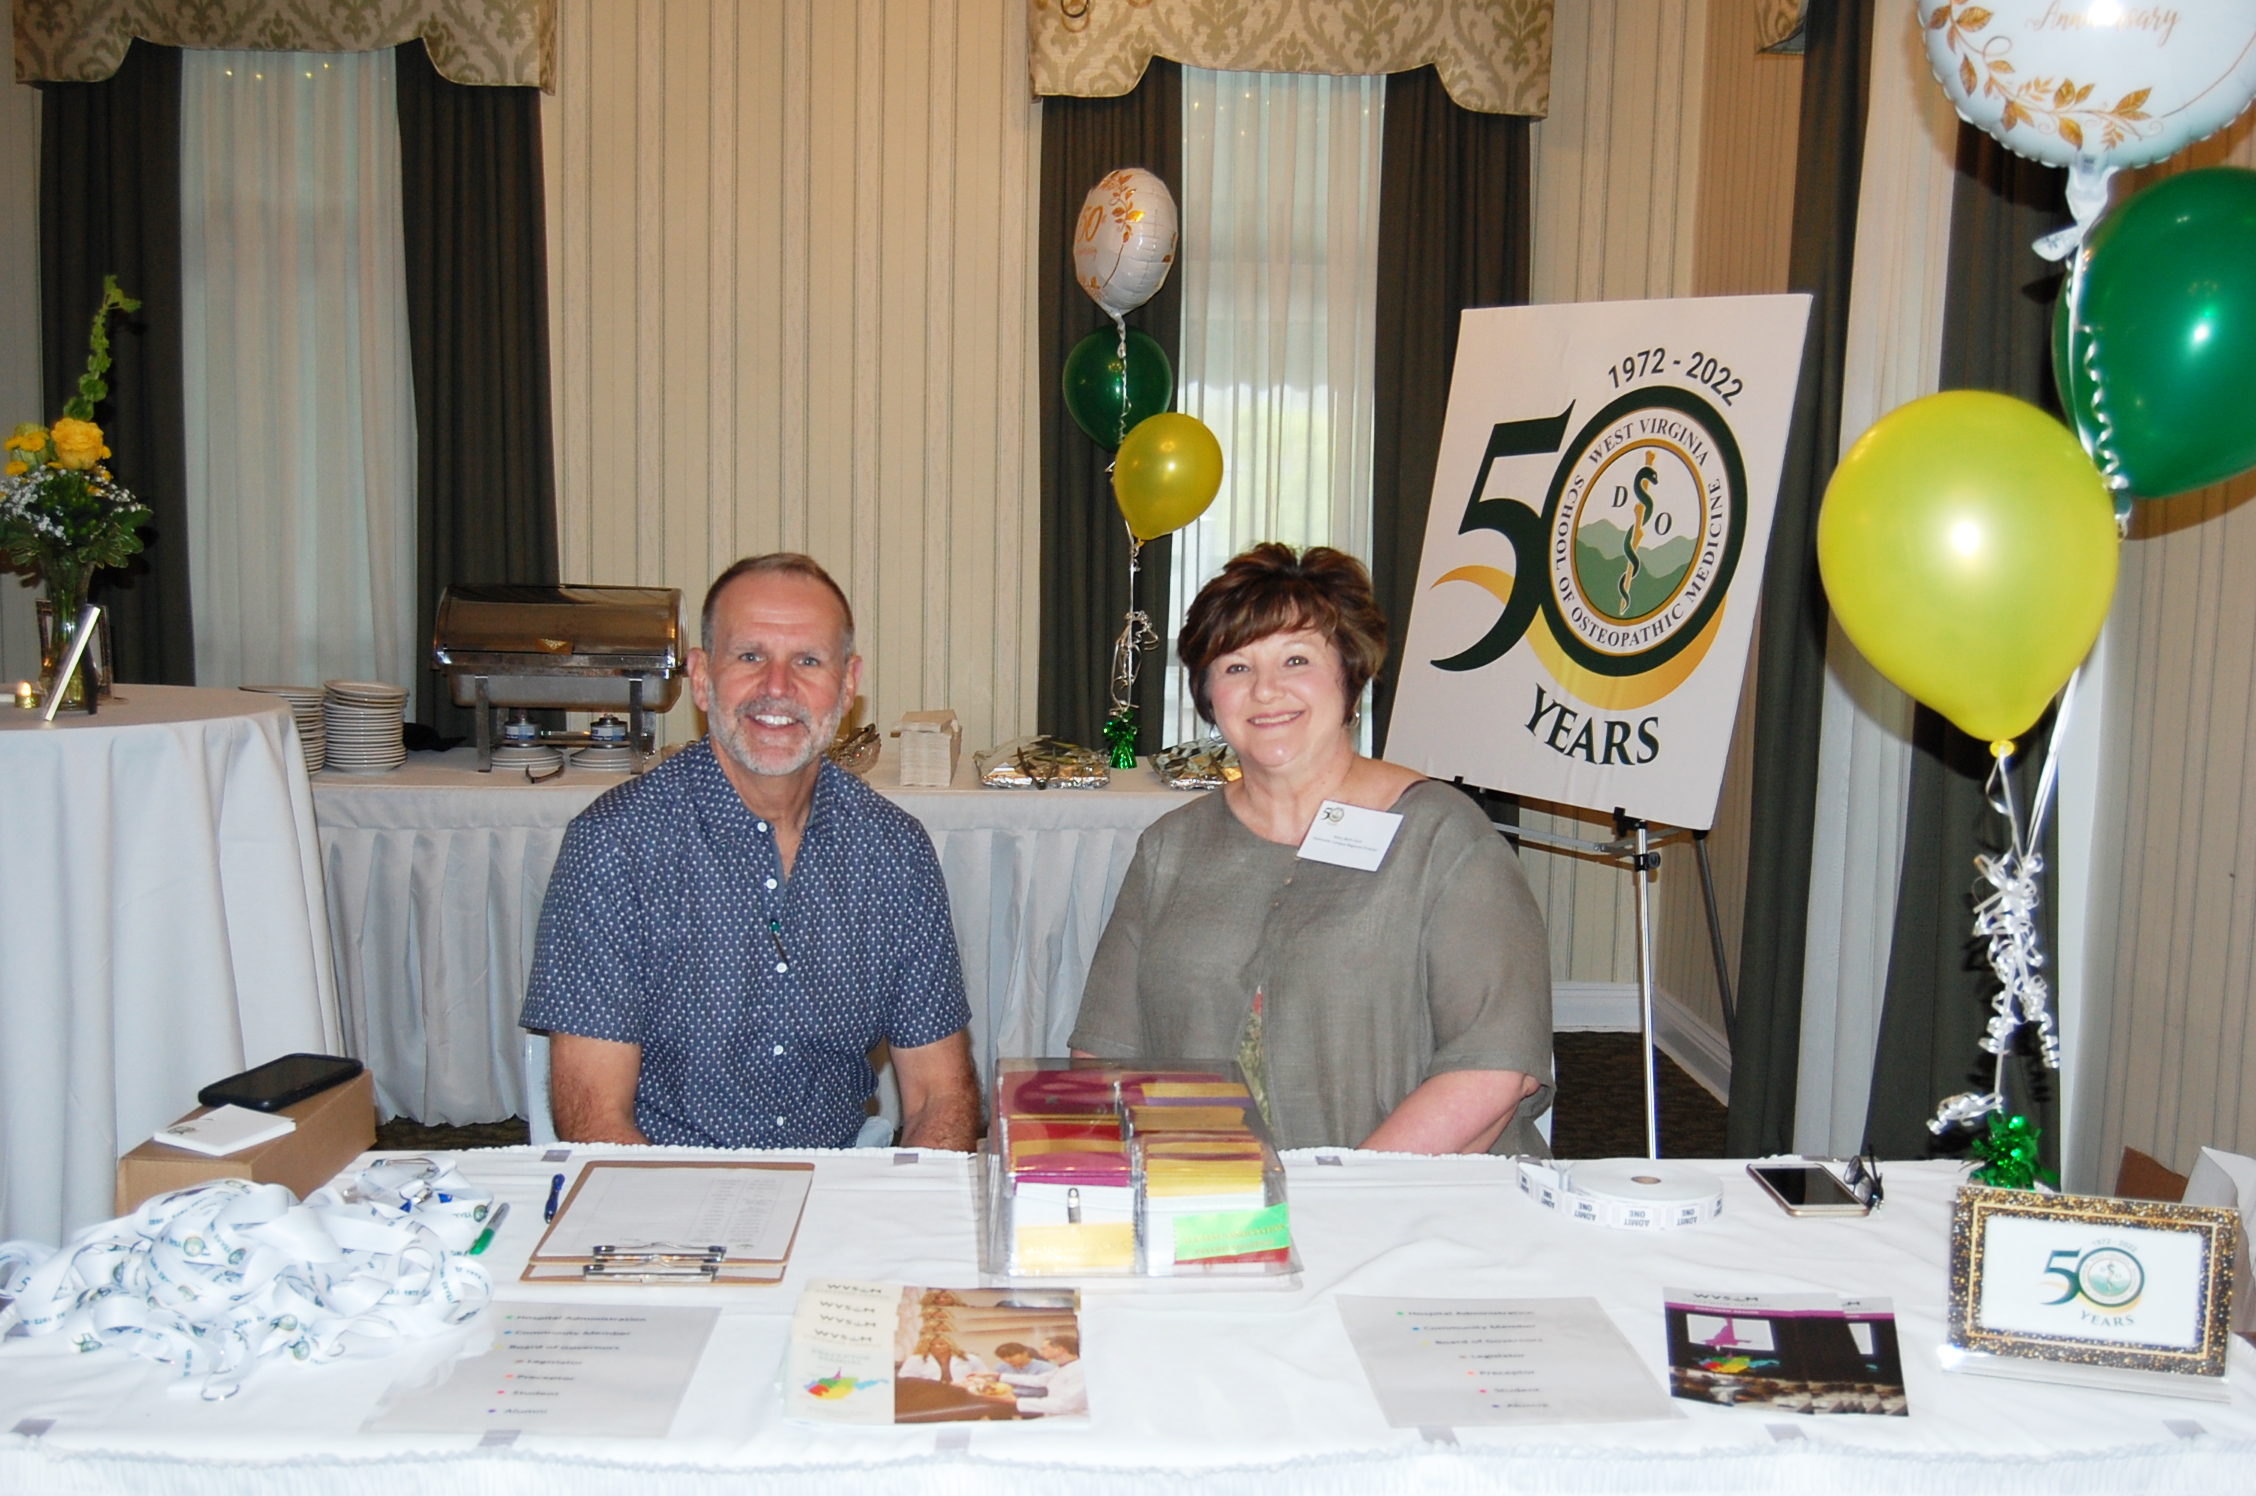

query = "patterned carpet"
[[1549, 1031, 1730, 1159], [374, 1034, 1728, 1159]]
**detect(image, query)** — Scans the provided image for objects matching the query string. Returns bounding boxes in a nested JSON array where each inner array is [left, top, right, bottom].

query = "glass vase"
[[36, 559, 92, 713]]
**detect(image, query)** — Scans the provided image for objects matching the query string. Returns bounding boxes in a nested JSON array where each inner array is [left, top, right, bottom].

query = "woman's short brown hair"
[[1177, 543, 1388, 727]]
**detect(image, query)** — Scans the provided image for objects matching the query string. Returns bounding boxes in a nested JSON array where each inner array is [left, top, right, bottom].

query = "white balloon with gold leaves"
[[1918, 0, 2256, 253], [1072, 167, 1178, 322]]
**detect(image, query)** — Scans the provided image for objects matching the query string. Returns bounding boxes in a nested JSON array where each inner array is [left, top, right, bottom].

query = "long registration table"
[[0, 1154, 2248, 1493], [311, 743, 1191, 1122]]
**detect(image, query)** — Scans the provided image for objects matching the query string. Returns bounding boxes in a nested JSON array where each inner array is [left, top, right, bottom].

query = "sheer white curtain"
[[1792, 7, 1961, 1157], [180, 50, 418, 691], [1164, 70, 1386, 742]]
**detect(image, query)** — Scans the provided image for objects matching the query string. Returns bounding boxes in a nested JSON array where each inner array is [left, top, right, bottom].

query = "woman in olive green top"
[[1071, 544, 1554, 1154]]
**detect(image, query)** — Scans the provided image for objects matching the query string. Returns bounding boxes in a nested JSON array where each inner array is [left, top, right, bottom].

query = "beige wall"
[[540, 0, 1042, 751], [1657, 5, 1800, 1036], [1520, 0, 1799, 1019], [2083, 117, 2256, 1178], [0, 58, 40, 682]]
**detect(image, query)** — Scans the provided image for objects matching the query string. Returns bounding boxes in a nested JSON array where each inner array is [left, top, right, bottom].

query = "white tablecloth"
[[311, 743, 1193, 1122], [1, 1156, 2249, 1493], [0, 686, 342, 1241]]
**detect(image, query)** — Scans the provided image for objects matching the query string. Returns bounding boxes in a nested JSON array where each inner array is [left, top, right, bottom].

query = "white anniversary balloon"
[[1072, 168, 1178, 321], [1920, 1, 2256, 171]]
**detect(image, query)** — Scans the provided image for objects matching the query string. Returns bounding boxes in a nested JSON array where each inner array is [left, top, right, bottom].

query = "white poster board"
[[1385, 296, 1811, 829]]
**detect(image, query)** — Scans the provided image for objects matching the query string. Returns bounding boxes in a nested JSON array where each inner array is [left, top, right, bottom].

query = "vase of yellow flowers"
[[1, 278, 150, 711]]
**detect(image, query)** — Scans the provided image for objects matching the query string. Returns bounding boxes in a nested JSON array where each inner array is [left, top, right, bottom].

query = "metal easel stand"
[[1496, 809, 1737, 1162]]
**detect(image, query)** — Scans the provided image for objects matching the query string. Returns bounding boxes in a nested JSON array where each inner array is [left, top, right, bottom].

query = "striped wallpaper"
[[539, 0, 1043, 753], [2081, 117, 2256, 1182]]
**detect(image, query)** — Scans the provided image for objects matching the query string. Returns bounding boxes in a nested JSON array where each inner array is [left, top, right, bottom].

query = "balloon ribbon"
[[1925, 693, 2075, 1186], [1106, 531, 1158, 769]]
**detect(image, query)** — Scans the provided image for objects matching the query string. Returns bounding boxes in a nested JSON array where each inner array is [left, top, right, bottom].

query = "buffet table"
[[0, 1154, 2247, 1494], [312, 743, 1192, 1122], [0, 686, 342, 1243]]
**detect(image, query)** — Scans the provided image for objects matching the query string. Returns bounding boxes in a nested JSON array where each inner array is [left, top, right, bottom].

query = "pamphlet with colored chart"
[[1664, 1288, 1907, 1415], [785, 1282, 1087, 1424]]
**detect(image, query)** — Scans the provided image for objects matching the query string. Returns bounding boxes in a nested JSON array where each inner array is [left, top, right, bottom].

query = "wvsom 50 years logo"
[[1429, 385, 1747, 714]]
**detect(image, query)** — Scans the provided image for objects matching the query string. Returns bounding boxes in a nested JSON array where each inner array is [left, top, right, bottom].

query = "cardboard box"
[[116, 1070, 376, 1216], [895, 709, 962, 787]]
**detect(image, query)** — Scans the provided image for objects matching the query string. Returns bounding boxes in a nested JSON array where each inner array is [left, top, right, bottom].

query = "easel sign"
[[1387, 296, 1810, 831]]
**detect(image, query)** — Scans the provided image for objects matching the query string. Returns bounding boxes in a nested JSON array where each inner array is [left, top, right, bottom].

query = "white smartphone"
[[1747, 1162, 1871, 1217]]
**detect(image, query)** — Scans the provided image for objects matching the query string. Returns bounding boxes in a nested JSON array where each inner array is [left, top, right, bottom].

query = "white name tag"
[[1297, 800, 1404, 872]]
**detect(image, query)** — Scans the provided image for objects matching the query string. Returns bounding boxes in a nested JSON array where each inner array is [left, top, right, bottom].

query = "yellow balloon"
[[1112, 412, 1223, 540], [1817, 390, 2117, 744]]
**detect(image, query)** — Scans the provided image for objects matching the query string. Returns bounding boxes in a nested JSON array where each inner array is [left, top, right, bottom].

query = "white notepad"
[[154, 1105, 297, 1157]]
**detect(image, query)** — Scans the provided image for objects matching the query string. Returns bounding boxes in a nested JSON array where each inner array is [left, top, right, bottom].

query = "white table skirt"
[[0, 686, 343, 1241], [1, 1156, 2249, 1494], [311, 743, 1194, 1123]]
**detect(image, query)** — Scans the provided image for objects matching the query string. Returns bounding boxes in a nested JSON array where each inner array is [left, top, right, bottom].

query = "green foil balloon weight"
[[1062, 327, 1174, 450], [2055, 166, 2256, 501], [1817, 391, 2118, 747], [1101, 707, 1139, 769]]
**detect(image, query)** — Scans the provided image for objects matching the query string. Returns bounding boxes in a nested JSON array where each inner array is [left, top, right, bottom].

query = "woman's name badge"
[[1297, 801, 1404, 872]]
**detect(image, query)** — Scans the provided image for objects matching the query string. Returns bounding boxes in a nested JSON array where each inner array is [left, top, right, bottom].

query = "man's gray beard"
[[710, 693, 846, 778]]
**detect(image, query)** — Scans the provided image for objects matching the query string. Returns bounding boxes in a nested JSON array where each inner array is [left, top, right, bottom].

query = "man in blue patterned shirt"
[[521, 554, 979, 1150]]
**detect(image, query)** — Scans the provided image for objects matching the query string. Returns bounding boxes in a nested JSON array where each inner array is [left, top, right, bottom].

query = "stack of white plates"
[[240, 685, 326, 773], [323, 680, 409, 774]]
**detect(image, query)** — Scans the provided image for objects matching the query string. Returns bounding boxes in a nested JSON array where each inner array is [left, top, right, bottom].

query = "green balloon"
[[2056, 166, 2256, 500], [1062, 327, 1173, 450]]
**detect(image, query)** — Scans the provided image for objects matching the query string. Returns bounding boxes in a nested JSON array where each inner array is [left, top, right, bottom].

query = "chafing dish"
[[432, 584, 685, 772]]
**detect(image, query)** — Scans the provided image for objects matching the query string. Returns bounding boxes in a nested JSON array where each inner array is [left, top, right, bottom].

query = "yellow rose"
[[49, 418, 104, 472]]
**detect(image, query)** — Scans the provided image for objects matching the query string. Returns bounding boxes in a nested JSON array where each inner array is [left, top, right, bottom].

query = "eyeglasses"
[[1842, 1153, 1885, 1208]]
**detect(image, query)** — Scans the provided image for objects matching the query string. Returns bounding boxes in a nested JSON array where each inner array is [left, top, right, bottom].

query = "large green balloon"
[[1063, 327, 1173, 450], [1817, 391, 2117, 747], [2055, 166, 2256, 501]]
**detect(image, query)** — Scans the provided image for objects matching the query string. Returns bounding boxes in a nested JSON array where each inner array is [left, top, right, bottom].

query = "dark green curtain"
[[1367, 66, 1532, 756], [1726, 0, 1877, 1156], [394, 40, 561, 738], [1864, 124, 2067, 1164], [39, 41, 194, 685], [1038, 63, 1182, 754]]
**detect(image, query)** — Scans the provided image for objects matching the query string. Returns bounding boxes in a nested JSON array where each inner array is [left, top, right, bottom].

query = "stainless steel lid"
[[432, 584, 682, 674]]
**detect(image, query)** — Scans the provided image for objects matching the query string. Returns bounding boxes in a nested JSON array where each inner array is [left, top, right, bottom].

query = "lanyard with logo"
[[0, 1162, 493, 1399]]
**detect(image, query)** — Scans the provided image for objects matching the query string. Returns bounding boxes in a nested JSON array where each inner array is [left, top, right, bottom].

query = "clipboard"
[[522, 1160, 814, 1285]]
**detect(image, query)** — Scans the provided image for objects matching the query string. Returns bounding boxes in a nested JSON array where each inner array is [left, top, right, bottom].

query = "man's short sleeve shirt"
[[521, 742, 969, 1147]]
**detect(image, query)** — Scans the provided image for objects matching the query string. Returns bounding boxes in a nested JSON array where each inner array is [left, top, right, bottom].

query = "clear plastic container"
[[977, 1057, 1299, 1287]]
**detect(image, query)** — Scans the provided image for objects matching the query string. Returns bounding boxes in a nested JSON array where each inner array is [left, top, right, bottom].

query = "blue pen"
[[544, 1172, 566, 1223]]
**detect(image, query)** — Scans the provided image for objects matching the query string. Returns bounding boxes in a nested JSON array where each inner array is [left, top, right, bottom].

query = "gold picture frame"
[[1948, 1186, 2241, 1380]]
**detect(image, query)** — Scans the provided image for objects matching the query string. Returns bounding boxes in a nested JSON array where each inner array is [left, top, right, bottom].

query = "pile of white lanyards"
[[0, 1159, 493, 1399]]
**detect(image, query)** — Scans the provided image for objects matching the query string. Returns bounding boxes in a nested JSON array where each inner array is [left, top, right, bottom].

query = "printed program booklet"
[[785, 1282, 1087, 1424], [1664, 1288, 1907, 1415]]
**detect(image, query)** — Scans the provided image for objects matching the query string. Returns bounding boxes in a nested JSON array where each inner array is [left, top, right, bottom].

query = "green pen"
[[469, 1201, 510, 1256]]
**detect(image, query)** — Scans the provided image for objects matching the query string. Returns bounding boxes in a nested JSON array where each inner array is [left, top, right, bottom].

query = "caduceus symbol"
[[1619, 453, 1658, 615]]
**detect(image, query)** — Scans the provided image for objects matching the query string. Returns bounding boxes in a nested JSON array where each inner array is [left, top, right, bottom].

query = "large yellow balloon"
[[1112, 412, 1223, 540], [1818, 391, 2117, 745]]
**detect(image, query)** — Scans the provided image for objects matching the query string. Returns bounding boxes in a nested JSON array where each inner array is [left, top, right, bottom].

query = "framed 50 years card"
[[1946, 1187, 2242, 1399]]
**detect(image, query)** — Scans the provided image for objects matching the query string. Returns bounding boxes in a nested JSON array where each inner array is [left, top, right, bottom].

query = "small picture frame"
[[1948, 1186, 2241, 1388]]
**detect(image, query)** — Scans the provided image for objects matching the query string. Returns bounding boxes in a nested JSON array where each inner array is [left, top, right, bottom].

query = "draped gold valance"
[[14, 0, 555, 91], [1029, 0, 1554, 118]]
